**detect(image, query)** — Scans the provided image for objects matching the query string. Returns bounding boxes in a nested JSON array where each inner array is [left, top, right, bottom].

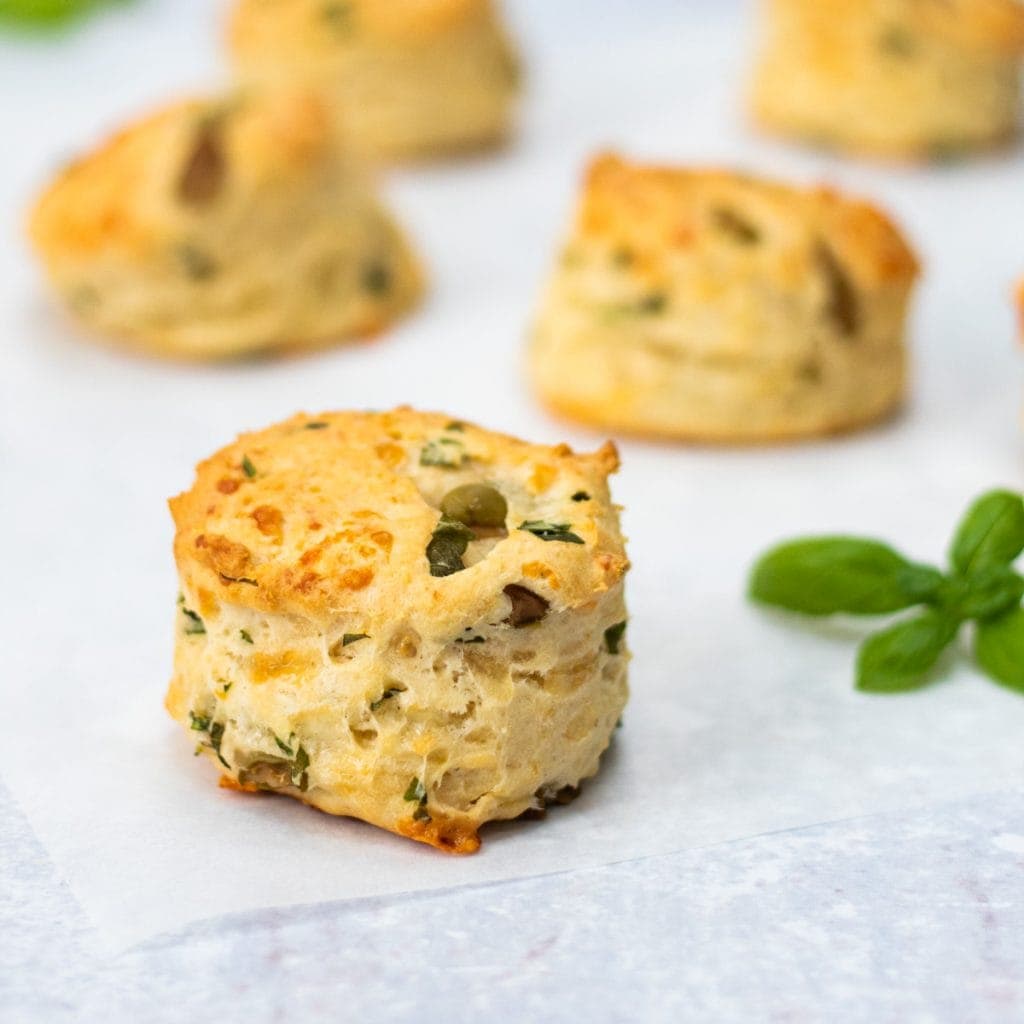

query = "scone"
[[165, 408, 629, 853], [228, 0, 520, 160], [750, 0, 1024, 160], [28, 90, 422, 360], [529, 154, 920, 443]]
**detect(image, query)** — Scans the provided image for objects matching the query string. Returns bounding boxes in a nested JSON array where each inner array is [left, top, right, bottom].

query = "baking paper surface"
[[2, 2, 1023, 949]]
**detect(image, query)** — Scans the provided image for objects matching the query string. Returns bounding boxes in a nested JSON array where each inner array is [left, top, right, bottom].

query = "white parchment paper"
[[2, 2, 1023, 949]]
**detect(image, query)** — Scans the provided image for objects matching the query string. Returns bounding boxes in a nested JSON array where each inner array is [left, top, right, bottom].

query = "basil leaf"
[[946, 565, 1024, 622], [855, 611, 957, 693], [950, 489, 1024, 575], [241, 454, 257, 479], [749, 537, 942, 615], [974, 606, 1024, 694]]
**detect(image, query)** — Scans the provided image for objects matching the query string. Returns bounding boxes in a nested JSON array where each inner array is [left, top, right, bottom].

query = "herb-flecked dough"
[[166, 408, 630, 853]]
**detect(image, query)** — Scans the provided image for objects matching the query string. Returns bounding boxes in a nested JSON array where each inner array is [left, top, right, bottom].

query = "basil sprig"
[[749, 489, 1024, 695]]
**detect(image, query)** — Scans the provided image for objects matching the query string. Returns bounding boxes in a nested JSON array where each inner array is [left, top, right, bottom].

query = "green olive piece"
[[440, 483, 508, 529]]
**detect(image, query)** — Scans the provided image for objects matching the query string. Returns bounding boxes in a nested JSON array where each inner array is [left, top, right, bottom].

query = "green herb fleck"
[[445, 421, 465, 432], [291, 746, 310, 790], [711, 206, 761, 245], [420, 437, 467, 468], [304, 421, 329, 430], [190, 713, 229, 768], [404, 776, 430, 821], [182, 607, 206, 635], [519, 520, 585, 545], [404, 776, 427, 803], [239, 629, 254, 644], [571, 491, 590, 502], [878, 25, 915, 57], [370, 687, 402, 711], [321, 1, 352, 29], [427, 516, 474, 577], [241, 455, 257, 478], [749, 488, 1024, 695], [176, 243, 218, 281], [604, 621, 627, 655], [274, 733, 295, 756], [342, 632, 370, 646], [362, 262, 391, 295], [189, 711, 211, 732]]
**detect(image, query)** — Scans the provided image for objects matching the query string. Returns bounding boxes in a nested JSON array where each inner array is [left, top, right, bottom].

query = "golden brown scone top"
[[170, 408, 626, 630], [28, 90, 333, 263], [574, 153, 921, 291], [230, 0, 499, 55], [768, 0, 1024, 56]]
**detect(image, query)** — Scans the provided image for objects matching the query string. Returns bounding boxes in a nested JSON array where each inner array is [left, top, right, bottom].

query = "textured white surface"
[[1, 0, 1023, 1014]]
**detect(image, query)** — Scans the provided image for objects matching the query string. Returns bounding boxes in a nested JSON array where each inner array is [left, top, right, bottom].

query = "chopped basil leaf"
[[304, 421, 329, 430], [189, 711, 211, 732], [239, 629, 253, 644], [342, 632, 370, 646], [182, 606, 206, 634], [519, 520, 585, 544], [274, 733, 294, 756], [404, 776, 427, 803], [412, 804, 432, 822], [190, 713, 229, 768], [420, 437, 467, 468], [241, 454, 257, 478], [427, 516, 474, 577], [445, 421, 465, 432], [291, 746, 310, 790], [604, 620, 627, 654]]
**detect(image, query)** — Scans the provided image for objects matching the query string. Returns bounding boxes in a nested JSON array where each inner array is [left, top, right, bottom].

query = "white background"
[[1, 0, 1023, 1012]]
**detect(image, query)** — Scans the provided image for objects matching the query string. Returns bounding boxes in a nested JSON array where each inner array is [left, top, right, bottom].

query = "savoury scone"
[[750, 0, 1024, 160], [529, 154, 920, 443], [228, 0, 520, 160], [28, 91, 422, 360], [165, 408, 629, 853]]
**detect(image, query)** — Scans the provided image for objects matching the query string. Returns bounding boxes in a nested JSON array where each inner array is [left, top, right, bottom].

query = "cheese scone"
[[750, 0, 1024, 160], [228, 0, 521, 161], [165, 408, 629, 853], [28, 91, 422, 360], [529, 154, 920, 443]]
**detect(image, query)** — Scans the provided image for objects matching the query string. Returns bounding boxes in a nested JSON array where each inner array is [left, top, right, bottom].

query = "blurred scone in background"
[[529, 153, 920, 443], [228, 0, 521, 160], [28, 89, 423, 360], [750, 0, 1024, 160]]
